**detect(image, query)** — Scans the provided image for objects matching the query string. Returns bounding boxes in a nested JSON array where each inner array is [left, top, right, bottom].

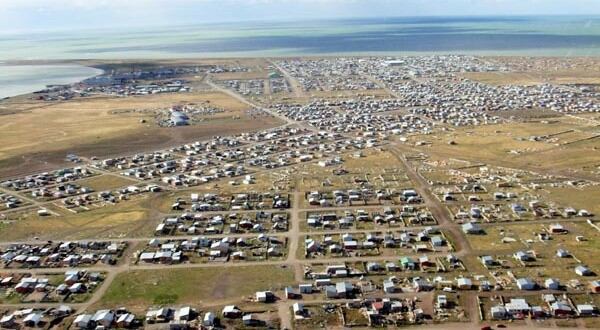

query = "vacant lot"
[[0, 193, 164, 241], [75, 174, 138, 192], [406, 118, 600, 181], [98, 265, 294, 311]]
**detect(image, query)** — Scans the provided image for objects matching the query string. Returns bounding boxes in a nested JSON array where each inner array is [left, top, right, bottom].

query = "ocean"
[[1, 16, 600, 60], [1, 15, 599, 98]]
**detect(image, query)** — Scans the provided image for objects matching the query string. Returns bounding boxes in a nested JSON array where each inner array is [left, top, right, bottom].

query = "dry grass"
[[75, 174, 138, 191], [406, 118, 600, 181], [97, 265, 295, 312], [0, 193, 163, 241]]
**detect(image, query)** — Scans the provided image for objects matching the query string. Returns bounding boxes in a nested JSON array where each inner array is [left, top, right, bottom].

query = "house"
[[116, 313, 135, 328], [457, 278, 473, 290], [413, 278, 432, 291], [545, 278, 560, 290], [74, 314, 92, 329], [385, 262, 398, 272], [550, 301, 574, 317], [549, 223, 568, 233], [514, 251, 535, 262], [576, 265, 593, 276], [335, 281, 353, 298], [146, 307, 172, 323], [589, 280, 600, 293], [325, 285, 338, 299], [516, 278, 536, 290], [315, 278, 331, 287], [92, 309, 115, 328], [511, 203, 526, 213], [175, 306, 194, 321], [556, 249, 570, 258], [366, 262, 383, 272], [299, 284, 313, 294], [69, 282, 86, 293], [0, 314, 15, 328], [490, 306, 507, 320], [505, 298, 530, 316], [139, 252, 155, 263], [222, 305, 242, 318], [431, 236, 445, 247], [23, 313, 43, 327], [293, 303, 306, 317], [419, 255, 434, 267], [242, 314, 261, 326], [436, 295, 448, 308], [480, 280, 492, 291], [256, 291, 274, 303], [480, 255, 495, 266], [400, 256, 416, 270], [462, 222, 483, 234], [203, 312, 215, 326], [383, 279, 396, 293], [577, 304, 597, 316]]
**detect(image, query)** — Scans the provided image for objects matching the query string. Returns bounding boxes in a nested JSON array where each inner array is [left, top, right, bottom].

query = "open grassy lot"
[[0, 193, 164, 241], [406, 118, 600, 181], [0, 90, 281, 179], [97, 265, 294, 311], [74, 174, 139, 192], [538, 184, 600, 216]]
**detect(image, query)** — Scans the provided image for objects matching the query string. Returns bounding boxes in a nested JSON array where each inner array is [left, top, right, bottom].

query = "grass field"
[[97, 265, 295, 312], [539, 185, 600, 216], [0, 193, 164, 241], [74, 174, 139, 192], [406, 118, 600, 181]]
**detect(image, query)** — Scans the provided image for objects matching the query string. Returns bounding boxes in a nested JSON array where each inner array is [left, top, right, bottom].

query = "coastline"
[[0, 64, 103, 99]]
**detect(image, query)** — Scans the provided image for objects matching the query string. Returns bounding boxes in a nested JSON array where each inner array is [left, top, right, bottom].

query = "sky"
[[1, 0, 600, 34]]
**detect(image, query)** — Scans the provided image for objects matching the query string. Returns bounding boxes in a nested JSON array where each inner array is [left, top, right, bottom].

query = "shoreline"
[[0, 64, 103, 99]]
